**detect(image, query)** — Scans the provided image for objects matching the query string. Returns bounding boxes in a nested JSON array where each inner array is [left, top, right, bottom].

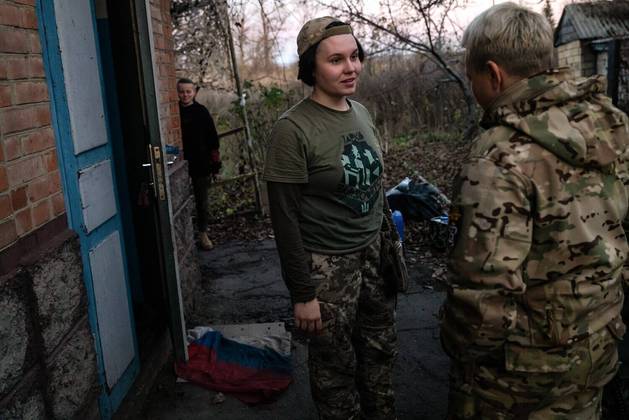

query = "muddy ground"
[[142, 239, 450, 420]]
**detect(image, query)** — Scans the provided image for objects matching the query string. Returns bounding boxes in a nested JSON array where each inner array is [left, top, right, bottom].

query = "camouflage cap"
[[297, 16, 353, 57]]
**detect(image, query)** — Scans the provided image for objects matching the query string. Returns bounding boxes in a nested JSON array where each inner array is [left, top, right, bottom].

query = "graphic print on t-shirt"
[[338, 131, 382, 215]]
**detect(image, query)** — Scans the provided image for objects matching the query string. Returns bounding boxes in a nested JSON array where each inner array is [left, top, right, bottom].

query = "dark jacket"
[[179, 101, 220, 177]]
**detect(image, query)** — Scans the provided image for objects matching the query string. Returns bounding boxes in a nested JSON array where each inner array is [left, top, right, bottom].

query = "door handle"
[[144, 145, 166, 201]]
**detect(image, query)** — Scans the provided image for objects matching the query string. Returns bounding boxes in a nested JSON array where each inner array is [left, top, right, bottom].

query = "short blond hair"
[[462, 2, 553, 77]]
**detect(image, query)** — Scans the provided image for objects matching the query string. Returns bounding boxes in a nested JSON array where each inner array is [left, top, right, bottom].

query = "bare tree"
[[230, 0, 251, 67], [252, 0, 289, 80], [172, 0, 290, 87], [542, 0, 555, 28], [321, 0, 479, 139], [257, 0, 273, 70], [171, 0, 233, 88]]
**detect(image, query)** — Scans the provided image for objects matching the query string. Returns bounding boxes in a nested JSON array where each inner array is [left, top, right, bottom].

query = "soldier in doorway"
[[177, 78, 221, 251]]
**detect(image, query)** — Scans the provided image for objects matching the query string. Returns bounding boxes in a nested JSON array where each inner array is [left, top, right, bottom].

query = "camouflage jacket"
[[441, 69, 629, 364]]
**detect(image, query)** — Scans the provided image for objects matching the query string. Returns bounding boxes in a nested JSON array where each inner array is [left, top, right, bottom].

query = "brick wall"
[[149, 0, 202, 322], [557, 40, 583, 77], [150, 0, 182, 151], [557, 40, 597, 78], [0, 0, 65, 253]]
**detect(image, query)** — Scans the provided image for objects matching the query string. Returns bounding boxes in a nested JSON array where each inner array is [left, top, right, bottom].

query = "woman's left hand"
[[294, 298, 323, 333]]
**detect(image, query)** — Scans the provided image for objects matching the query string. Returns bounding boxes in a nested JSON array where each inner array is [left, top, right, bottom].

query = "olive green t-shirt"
[[263, 98, 383, 254]]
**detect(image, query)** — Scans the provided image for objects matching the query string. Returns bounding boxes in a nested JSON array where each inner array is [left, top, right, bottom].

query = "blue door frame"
[[36, 1, 140, 418]]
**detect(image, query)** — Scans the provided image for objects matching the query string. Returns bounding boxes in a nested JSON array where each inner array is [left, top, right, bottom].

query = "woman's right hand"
[[294, 298, 323, 333]]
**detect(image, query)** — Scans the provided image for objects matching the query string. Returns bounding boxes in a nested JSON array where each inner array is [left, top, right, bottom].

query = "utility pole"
[[222, 0, 263, 215]]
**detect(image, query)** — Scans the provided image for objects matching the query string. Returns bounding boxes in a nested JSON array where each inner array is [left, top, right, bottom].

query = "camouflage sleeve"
[[621, 147, 629, 291], [623, 183, 629, 292], [441, 156, 533, 361]]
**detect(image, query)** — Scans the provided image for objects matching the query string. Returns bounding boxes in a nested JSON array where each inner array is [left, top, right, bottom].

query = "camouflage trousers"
[[448, 327, 620, 419], [307, 236, 398, 420]]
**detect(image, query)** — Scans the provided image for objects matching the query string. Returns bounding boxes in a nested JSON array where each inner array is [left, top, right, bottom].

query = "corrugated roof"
[[555, 2, 629, 46]]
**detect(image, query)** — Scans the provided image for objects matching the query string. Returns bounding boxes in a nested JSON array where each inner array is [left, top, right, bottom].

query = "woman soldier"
[[262, 16, 397, 420]]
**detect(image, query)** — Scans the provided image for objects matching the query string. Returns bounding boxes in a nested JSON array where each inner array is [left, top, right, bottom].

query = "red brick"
[[0, 143, 4, 161], [0, 194, 11, 219], [0, 4, 20, 27], [29, 56, 44, 78], [0, 167, 7, 191], [150, 4, 161, 20], [169, 116, 179, 130], [20, 8, 38, 30], [43, 150, 58, 171], [31, 198, 50, 227], [51, 192, 64, 215], [0, 28, 31, 53], [153, 34, 164, 50], [0, 84, 11, 107], [159, 63, 170, 77], [15, 207, 32, 235], [22, 127, 53, 154], [0, 56, 45, 79], [27, 175, 49, 202], [0, 56, 28, 79], [0, 104, 50, 134], [4, 135, 21, 160], [35, 105, 50, 125], [10, 186, 27, 210], [0, 219, 17, 248], [49, 170, 61, 193], [29, 32, 40, 53], [152, 18, 163, 35], [13, 0, 36, 5], [6, 155, 43, 186], [15, 81, 47, 104]]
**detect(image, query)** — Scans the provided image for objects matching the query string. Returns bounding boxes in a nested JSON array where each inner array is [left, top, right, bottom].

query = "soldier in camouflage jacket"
[[440, 3, 629, 419]]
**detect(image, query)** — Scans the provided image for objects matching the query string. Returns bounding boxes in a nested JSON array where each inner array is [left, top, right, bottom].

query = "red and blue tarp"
[[175, 330, 293, 404]]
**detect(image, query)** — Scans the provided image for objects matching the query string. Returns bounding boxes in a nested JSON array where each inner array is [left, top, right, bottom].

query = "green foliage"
[[228, 81, 303, 169], [262, 86, 285, 108], [387, 130, 463, 154], [417, 131, 462, 144], [230, 97, 244, 120], [393, 132, 415, 146], [215, 115, 232, 132], [207, 175, 257, 221], [206, 81, 303, 219]]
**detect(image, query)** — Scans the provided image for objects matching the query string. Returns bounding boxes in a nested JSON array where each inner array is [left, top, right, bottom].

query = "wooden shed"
[[555, 2, 629, 112]]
